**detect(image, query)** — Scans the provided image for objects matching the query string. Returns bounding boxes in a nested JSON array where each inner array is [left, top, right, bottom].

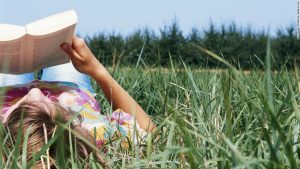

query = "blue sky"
[[0, 0, 295, 37]]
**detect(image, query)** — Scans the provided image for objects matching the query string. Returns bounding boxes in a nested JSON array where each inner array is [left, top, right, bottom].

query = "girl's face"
[[3, 88, 56, 122]]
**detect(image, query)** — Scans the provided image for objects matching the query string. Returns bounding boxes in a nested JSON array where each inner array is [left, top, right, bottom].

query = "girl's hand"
[[61, 35, 102, 77]]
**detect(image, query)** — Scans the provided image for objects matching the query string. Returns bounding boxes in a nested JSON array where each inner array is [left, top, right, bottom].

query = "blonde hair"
[[3, 101, 105, 168]]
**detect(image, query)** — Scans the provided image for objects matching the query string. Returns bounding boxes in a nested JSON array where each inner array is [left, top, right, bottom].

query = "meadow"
[[87, 47, 300, 168], [1, 50, 300, 169], [1, 24, 300, 168]]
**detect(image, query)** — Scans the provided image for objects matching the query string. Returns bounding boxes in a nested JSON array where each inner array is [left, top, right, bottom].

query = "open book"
[[0, 10, 77, 74]]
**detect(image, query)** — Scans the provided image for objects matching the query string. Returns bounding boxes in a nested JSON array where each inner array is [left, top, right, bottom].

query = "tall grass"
[[92, 46, 299, 168], [0, 46, 300, 168]]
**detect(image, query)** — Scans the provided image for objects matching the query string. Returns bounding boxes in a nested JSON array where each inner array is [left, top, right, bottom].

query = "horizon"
[[0, 0, 296, 37]]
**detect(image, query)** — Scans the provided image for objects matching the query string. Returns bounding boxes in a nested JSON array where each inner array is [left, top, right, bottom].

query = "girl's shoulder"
[[80, 109, 148, 147]]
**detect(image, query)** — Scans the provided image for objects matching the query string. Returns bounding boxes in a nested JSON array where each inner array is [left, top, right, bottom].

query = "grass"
[[1, 47, 300, 168], [93, 62, 299, 167]]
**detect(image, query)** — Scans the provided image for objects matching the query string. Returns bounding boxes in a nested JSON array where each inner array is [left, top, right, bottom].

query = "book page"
[[25, 10, 77, 36], [0, 38, 27, 74], [0, 24, 26, 41], [0, 24, 27, 74], [26, 25, 75, 71]]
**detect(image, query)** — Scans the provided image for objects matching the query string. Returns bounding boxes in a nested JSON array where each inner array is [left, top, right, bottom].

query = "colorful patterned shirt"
[[0, 80, 147, 147]]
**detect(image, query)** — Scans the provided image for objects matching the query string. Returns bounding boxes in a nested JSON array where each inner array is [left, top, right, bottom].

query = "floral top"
[[0, 80, 146, 147]]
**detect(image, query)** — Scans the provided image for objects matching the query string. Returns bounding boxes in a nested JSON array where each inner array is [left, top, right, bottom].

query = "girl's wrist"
[[87, 61, 100, 76], [90, 63, 109, 81]]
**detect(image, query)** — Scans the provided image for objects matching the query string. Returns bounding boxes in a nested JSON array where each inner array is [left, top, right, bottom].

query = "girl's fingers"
[[61, 43, 85, 62], [72, 37, 88, 57]]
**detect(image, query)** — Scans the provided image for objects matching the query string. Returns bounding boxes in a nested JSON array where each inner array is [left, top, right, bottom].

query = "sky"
[[0, 0, 295, 37]]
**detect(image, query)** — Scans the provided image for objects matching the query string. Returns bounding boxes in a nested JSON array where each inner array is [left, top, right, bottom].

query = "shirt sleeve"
[[80, 109, 148, 148]]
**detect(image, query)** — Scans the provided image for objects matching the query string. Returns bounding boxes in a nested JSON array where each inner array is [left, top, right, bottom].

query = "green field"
[[90, 64, 299, 168], [2, 50, 300, 168]]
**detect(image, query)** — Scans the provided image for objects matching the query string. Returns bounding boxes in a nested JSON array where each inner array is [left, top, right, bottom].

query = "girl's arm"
[[61, 36, 155, 132]]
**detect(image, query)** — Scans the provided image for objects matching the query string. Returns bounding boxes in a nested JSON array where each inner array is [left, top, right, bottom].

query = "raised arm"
[[61, 36, 155, 132]]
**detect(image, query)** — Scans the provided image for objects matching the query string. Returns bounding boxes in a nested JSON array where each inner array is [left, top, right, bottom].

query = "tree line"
[[85, 21, 300, 69]]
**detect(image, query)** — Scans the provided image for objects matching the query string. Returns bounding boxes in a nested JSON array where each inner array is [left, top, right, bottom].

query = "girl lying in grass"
[[0, 35, 155, 168]]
